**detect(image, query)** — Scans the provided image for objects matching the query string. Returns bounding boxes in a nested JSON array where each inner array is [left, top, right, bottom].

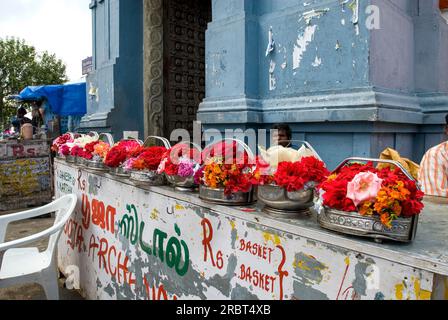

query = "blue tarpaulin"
[[16, 82, 87, 116]]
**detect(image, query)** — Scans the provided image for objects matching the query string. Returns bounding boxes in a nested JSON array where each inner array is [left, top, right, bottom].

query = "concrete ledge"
[[56, 159, 448, 277], [198, 88, 438, 124]]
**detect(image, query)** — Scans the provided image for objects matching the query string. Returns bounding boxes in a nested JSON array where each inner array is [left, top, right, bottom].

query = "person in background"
[[418, 114, 448, 200], [11, 106, 28, 132], [272, 123, 293, 148], [31, 102, 44, 133]]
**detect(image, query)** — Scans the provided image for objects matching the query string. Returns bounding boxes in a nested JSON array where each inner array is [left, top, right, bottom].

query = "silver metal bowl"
[[78, 157, 88, 167], [257, 184, 314, 217], [199, 185, 254, 206], [66, 155, 77, 163], [317, 207, 418, 243], [130, 170, 167, 186], [166, 175, 197, 191], [109, 166, 131, 177], [84, 159, 108, 171]]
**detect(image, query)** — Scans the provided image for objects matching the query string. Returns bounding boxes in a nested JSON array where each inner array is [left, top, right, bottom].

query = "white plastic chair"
[[0, 194, 77, 300]]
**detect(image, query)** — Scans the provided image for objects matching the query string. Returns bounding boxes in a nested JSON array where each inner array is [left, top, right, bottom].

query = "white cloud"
[[0, 0, 92, 81]]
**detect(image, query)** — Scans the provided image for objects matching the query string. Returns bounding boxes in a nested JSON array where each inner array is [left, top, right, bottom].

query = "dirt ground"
[[0, 210, 84, 300]]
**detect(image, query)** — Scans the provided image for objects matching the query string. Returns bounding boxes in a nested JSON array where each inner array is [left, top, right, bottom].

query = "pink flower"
[[123, 158, 136, 171], [178, 159, 195, 177], [346, 172, 383, 207]]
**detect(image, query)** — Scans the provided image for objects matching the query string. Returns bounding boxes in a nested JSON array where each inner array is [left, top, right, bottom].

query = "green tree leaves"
[[0, 37, 68, 129]]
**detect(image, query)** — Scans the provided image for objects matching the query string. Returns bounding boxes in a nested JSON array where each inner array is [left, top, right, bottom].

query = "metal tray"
[[318, 207, 418, 243], [317, 157, 420, 243]]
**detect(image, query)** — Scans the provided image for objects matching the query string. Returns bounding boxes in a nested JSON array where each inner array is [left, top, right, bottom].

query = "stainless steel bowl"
[[130, 170, 167, 186], [66, 155, 76, 163], [77, 157, 88, 167], [84, 159, 108, 171], [109, 166, 131, 177], [166, 175, 197, 191], [257, 184, 314, 217], [317, 207, 418, 243], [199, 185, 254, 206]]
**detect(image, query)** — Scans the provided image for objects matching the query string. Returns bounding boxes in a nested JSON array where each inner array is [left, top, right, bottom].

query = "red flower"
[[273, 157, 329, 192], [163, 158, 179, 176], [104, 146, 128, 167], [85, 141, 100, 153], [202, 141, 250, 165], [133, 146, 167, 170], [70, 146, 83, 157], [321, 179, 356, 212]]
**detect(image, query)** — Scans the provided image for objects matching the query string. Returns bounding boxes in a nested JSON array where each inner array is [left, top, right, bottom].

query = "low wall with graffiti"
[[55, 159, 448, 300], [0, 139, 52, 210]]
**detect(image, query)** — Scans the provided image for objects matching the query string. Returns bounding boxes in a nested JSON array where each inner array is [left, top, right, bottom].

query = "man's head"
[[17, 106, 27, 118], [272, 123, 292, 148]]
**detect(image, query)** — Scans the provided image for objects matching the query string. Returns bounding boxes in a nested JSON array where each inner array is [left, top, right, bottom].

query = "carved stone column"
[[143, 0, 164, 137]]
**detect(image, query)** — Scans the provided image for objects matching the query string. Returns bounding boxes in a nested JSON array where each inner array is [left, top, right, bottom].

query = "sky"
[[0, 0, 92, 82]]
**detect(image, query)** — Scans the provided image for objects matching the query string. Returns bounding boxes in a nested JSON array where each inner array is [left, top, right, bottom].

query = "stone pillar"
[[198, 0, 262, 127], [143, 0, 164, 138], [79, 0, 144, 141]]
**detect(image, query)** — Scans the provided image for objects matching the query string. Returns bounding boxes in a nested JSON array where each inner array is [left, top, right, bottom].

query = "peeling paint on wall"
[[269, 60, 276, 91], [312, 56, 322, 67], [302, 8, 330, 25], [293, 25, 317, 70]]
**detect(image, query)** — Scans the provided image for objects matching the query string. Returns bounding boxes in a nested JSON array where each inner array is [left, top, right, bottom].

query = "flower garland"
[[318, 163, 424, 228]]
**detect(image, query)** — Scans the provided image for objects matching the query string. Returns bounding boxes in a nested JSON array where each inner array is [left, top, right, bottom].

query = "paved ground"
[[0, 209, 84, 300]]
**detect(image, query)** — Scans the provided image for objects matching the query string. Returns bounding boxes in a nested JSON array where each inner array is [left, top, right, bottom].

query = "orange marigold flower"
[[380, 214, 392, 229], [359, 201, 374, 216]]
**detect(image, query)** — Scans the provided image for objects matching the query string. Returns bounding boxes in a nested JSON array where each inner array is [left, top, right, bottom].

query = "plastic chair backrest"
[[46, 195, 77, 255]]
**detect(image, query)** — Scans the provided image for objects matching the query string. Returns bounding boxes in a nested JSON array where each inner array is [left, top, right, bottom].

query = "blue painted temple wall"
[[82, 0, 448, 170], [80, 0, 144, 141], [198, 0, 448, 169]]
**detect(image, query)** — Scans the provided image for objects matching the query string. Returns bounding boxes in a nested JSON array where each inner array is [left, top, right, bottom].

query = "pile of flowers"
[[92, 141, 111, 162], [252, 145, 329, 192], [157, 143, 201, 178], [51, 133, 74, 156], [195, 141, 255, 195], [123, 146, 167, 172], [104, 140, 141, 168], [52, 133, 102, 159], [317, 162, 424, 228]]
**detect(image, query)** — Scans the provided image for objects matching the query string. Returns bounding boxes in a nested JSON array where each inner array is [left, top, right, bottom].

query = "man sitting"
[[418, 114, 448, 200], [272, 123, 294, 148]]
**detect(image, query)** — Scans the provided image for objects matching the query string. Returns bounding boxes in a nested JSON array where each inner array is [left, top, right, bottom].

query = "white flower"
[[72, 135, 98, 148], [258, 144, 317, 168]]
